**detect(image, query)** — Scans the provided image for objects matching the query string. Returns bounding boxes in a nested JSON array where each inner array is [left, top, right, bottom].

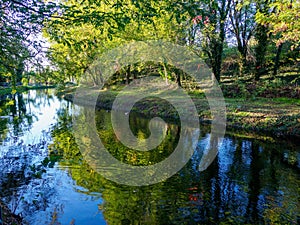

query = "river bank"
[[60, 87, 300, 139], [0, 85, 56, 96]]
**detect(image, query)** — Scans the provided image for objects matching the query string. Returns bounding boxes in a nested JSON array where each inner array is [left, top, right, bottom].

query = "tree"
[[45, 0, 188, 85], [229, 0, 256, 76], [256, 0, 300, 47], [188, 0, 232, 82], [254, 0, 270, 80], [44, 23, 106, 84], [255, 0, 300, 78], [0, 0, 58, 87]]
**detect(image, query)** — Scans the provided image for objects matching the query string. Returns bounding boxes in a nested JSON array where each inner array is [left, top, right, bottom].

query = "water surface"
[[0, 90, 299, 224]]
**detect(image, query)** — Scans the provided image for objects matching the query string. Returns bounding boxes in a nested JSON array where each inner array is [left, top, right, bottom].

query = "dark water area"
[[0, 90, 299, 224]]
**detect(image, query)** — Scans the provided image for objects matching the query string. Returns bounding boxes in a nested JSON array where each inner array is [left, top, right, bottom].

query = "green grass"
[[272, 97, 300, 105], [63, 85, 300, 138]]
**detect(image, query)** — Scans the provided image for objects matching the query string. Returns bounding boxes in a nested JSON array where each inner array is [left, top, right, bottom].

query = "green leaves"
[[43, 0, 189, 84], [0, 0, 60, 86], [256, 0, 300, 46]]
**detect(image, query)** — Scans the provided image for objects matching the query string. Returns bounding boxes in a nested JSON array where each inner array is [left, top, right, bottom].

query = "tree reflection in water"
[[0, 90, 298, 224], [50, 107, 300, 224]]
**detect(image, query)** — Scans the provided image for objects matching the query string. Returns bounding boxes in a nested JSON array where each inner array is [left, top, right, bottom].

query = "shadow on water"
[[0, 89, 299, 224]]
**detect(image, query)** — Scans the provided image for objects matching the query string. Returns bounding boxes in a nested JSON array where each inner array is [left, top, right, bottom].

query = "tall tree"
[[188, 0, 232, 82], [256, 0, 300, 47], [45, 0, 188, 84], [0, 0, 58, 87], [44, 23, 106, 85], [256, 0, 300, 77], [254, 0, 270, 80], [229, 0, 256, 76]]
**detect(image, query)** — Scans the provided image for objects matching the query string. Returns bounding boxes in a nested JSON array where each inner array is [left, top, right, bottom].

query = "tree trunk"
[[133, 69, 137, 80], [173, 68, 182, 87], [163, 63, 168, 85], [176, 72, 182, 87], [254, 24, 269, 81], [126, 66, 131, 84], [273, 43, 283, 76], [210, 0, 228, 83], [254, 0, 270, 81], [237, 46, 248, 77], [211, 37, 225, 83]]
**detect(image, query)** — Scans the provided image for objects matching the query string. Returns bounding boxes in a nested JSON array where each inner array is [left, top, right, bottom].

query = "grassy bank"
[[60, 85, 300, 139], [0, 85, 56, 95]]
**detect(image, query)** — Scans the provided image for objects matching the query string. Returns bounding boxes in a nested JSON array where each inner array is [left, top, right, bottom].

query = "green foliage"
[[256, 0, 300, 46], [188, 0, 232, 82], [222, 76, 300, 99], [0, 0, 58, 87], [3, 0, 298, 87], [44, 0, 188, 85], [229, 0, 256, 75], [221, 80, 250, 98]]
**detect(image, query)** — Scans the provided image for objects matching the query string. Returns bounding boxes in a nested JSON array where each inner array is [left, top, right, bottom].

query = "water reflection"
[[51, 107, 300, 224], [0, 90, 299, 224], [0, 90, 57, 146]]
